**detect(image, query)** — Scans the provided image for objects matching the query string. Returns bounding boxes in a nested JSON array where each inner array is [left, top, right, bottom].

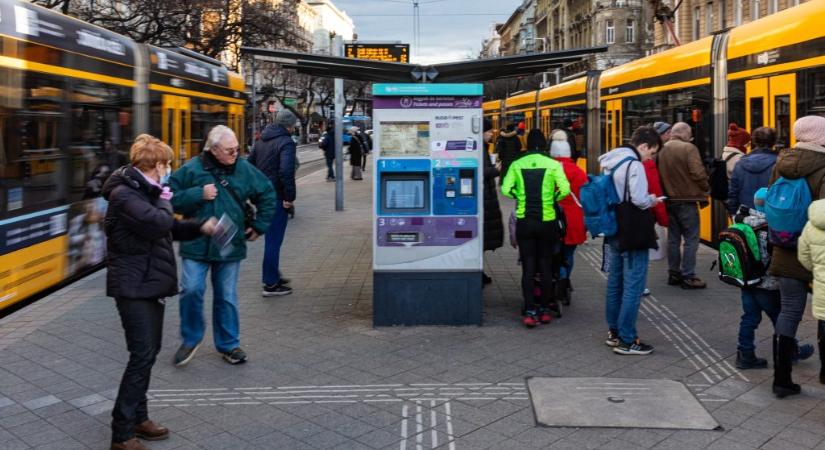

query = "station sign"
[[345, 43, 410, 63]]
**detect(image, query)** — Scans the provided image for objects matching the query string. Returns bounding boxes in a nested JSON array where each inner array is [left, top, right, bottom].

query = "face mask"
[[158, 166, 171, 185]]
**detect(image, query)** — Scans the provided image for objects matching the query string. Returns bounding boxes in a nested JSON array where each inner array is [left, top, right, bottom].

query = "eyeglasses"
[[216, 145, 239, 155]]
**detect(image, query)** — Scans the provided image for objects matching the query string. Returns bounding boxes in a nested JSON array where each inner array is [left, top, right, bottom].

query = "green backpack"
[[717, 223, 766, 288]]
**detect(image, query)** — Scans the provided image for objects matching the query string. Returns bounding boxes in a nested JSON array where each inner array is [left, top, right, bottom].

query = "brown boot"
[[110, 438, 148, 450], [134, 420, 170, 441]]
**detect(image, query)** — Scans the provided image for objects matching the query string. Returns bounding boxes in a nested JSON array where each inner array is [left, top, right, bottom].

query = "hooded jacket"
[[249, 124, 297, 202], [721, 146, 745, 179], [170, 151, 277, 262], [102, 166, 204, 299], [798, 199, 825, 320], [554, 156, 587, 245], [496, 130, 523, 163], [726, 148, 777, 215], [502, 151, 570, 222], [658, 137, 710, 202], [598, 146, 655, 211], [768, 143, 825, 281]]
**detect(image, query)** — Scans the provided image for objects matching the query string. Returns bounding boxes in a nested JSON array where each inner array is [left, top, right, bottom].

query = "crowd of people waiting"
[[481, 114, 825, 394], [99, 108, 825, 449]]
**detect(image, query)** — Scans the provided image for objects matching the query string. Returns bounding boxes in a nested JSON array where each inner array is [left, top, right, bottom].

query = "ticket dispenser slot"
[[433, 166, 477, 215]]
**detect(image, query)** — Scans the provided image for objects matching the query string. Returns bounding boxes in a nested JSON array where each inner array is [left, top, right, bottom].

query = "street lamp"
[[523, 37, 550, 88]]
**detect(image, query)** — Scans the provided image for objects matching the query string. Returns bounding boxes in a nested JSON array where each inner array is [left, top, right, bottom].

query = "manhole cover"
[[527, 377, 719, 430]]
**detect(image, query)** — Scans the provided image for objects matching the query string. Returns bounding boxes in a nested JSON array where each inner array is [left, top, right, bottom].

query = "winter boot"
[[773, 335, 801, 398], [818, 322, 825, 385], [736, 350, 768, 370]]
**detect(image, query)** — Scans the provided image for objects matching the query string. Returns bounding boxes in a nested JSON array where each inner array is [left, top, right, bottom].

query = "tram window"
[[0, 71, 64, 218], [799, 69, 825, 116], [729, 80, 746, 131], [191, 100, 227, 153], [551, 106, 586, 155], [68, 81, 132, 201], [775, 95, 791, 149], [750, 97, 764, 129]]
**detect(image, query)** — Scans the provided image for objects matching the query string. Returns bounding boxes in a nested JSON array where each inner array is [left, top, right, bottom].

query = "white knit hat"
[[551, 129, 568, 141], [550, 140, 571, 158]]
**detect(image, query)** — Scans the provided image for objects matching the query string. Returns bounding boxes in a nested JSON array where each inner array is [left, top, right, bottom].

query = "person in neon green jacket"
[[501, 129, 570, 327]]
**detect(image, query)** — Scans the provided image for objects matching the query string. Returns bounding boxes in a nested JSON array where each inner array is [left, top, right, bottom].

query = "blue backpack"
[[580, 156, 635, 238], [765, 177, 812, 248]]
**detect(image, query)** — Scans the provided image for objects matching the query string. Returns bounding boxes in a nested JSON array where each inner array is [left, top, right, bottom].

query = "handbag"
[[208, 171, 256, 230], [615, 162, 657, 252]]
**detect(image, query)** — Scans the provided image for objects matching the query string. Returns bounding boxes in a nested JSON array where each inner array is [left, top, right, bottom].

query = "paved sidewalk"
[[0, 163, 824, 450]]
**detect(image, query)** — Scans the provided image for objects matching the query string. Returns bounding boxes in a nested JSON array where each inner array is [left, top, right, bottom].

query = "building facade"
[[652, 0, 810, 52], [307, 0, 355, 54], [480, 23, 503, 58]]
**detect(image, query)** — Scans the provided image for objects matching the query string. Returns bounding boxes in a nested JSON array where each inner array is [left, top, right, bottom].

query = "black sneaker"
[[263, 283, 292, 297], [613, 339, 654, 355], [605, 330, 620, 347], [279, 276, 291, 285], [173, 343, 200, 366], [222, 347, 248, 365], [667, 274, 682, 286]]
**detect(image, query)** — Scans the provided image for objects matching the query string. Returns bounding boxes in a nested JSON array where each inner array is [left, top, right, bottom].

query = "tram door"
[[746, 74, 797, 149], [161, 95, 192, 168], [605, 99, 623, 150], [540, 109, 551, 137], [228, 103, 245, 153]]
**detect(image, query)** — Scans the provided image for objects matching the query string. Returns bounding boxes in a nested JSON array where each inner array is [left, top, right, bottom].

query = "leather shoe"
[[134, 420, 169, 441], [110, 438, 148, 450]]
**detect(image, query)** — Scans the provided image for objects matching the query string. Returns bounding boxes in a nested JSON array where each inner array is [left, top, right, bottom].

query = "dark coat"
[[483, 153, 504, 251], [726, 148, 777, 215], [348, 133, 366, 167], [768, 144, 825, 282], [102, 166, 203, 300], [320, 130, 335, 159], [249, 124, 297, 202]]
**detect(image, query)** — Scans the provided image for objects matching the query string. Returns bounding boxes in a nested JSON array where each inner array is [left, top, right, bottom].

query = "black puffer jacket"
[[483, 153, 504, 251], [102, 166, 204, 299]]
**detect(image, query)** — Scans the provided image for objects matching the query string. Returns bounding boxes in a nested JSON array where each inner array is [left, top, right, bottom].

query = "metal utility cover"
[[527, 377, 720, 430]]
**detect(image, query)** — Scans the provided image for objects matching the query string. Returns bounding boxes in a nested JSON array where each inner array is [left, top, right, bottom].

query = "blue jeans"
[[604, 239, 649, 344], [263, 205, 289, 286], [559, 245, 577, 279], [737, 288, 780, 352], [179, 259, 241, 353]]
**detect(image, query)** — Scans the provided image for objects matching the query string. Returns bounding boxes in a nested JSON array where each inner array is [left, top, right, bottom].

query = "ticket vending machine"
[[372, 84, 484, 326]]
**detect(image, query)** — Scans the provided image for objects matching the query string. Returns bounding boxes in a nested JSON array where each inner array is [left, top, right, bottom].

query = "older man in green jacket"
[[169, 125, 276, 366]]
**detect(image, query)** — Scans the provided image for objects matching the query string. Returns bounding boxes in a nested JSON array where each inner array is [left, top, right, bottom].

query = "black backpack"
[[709, 153, 738, 201]]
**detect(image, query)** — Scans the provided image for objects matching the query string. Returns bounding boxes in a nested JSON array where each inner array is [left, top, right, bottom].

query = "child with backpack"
[[796, 198, 825, 386]]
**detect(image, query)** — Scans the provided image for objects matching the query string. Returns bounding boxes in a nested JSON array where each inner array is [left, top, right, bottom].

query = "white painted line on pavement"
[[444, 401, 456, 450], [400, 403, 409, 450], [638, 305, 715, 384], [149, 388, 228, 392], [225, 402, 262, 405], [430, 400, 438, 449], [415, 400, 423, 450]]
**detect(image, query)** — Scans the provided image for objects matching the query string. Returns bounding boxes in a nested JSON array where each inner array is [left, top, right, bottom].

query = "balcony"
[[597, 0, 642, 8]]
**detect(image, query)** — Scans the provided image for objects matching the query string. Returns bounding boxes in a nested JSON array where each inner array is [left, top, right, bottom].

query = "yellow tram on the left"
[[0, 0, 246, 312]]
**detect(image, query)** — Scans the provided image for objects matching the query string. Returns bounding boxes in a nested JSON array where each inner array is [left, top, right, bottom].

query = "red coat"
[[643, 159, 668, 227], [555, 157, 587, 245]]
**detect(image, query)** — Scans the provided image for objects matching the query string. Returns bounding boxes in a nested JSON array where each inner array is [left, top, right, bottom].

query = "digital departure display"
[[345, 44, 410, 63]]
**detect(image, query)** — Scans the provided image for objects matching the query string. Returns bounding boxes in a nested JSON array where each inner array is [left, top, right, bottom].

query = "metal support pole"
[[251, 57, 257, 145], [333, 35, 344, 211]]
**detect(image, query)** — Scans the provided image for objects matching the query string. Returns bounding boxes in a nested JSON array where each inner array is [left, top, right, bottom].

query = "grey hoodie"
[[598, 146, 655, 210]]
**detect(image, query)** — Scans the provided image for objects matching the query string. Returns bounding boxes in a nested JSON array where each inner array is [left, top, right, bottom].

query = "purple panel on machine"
[[376, 216, 478, 247]]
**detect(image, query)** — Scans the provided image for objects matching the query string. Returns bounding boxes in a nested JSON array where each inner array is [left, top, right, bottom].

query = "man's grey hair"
[[204, 125, 237, 152], [670, 122, 693, 141]]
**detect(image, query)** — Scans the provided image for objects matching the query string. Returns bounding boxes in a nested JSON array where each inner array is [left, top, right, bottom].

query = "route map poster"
[[379, 121, 430, 156]]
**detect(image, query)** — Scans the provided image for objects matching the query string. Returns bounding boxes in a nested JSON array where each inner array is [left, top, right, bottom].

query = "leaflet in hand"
[[212, 213, 238, 257]]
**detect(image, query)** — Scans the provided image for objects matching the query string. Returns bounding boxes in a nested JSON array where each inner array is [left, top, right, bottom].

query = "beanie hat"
[[526, 129, 547, 152], [275, 109, 298, 128], [483, 119, 493, 132], [551, 129, 568, 141], [794, 115, 825, 146], [550, 140, 571, 158], [653, 121, 671, 136], [727, 123, 751, 151]]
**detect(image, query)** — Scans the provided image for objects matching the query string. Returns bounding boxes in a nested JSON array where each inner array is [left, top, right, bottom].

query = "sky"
[[330, 0, 524, 65]]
